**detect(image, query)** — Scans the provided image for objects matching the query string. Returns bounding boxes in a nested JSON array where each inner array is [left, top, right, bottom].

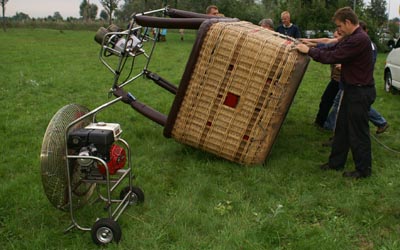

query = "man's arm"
[[296, 43, 310, 54]]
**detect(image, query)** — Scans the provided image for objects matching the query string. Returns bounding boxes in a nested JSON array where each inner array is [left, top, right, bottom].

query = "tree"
[[366, 0, 387, 27], [218, 0, 265, 24], [53, 11, 63, 21], [89, 4, 98, 20], [12, 12, 30, 21], [115, 0, 146, 23], [80, 0, 98, 22], [100, 9, 108, 21], [1, 0, 8, 31], [100, 0, 120, 25], [388, 18, 400, 37], [80, 0, 90, 21]]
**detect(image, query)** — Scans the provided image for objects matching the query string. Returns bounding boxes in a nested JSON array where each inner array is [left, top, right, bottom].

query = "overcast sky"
[[5, 0, 400, 19], [6, 0, 103, 18]]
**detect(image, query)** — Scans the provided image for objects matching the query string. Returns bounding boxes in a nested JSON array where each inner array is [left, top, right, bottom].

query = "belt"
[[345, 83, 374, 88], [355, 84, 374, 88]]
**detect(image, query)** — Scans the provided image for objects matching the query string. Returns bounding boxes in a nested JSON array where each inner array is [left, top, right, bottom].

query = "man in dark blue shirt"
[[296, 7, 376, 179], [276, 11, 301, 38]]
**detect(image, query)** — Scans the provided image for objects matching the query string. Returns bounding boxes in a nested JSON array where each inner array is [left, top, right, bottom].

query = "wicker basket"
[[164, 20, 309, 165]]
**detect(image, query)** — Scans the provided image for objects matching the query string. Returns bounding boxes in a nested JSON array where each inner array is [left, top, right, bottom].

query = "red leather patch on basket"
[[283, 40, 293, 46], [223, 92, 240, 108]]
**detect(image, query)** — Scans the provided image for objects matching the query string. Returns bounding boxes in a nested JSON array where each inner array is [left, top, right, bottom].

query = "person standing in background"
[[259, 18, 274, 31], [179, 28, 184, 41], [276, 11, 301, 38], [300, 31, 342, 130], [323, 21, 389, 134], [206, 5, 219, 16]]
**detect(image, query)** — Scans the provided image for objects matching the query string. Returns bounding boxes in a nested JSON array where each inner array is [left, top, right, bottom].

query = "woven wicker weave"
[[169, 21, 309, 165]]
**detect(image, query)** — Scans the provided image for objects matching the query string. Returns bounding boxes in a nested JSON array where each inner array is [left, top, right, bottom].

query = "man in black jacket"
[[296, 7, 376, 179], [276, 11, 301, 38]]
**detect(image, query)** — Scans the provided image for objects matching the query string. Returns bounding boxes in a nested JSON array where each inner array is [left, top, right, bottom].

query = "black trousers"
[[315, 79, 339, 127], [329, 84, 376, 174]]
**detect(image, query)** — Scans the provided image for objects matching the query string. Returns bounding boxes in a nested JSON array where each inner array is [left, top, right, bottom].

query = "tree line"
[[2, 0, 399, 45], [1, 0, 119, 30]]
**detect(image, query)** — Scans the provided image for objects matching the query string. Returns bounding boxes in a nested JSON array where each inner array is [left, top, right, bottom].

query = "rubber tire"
[[91, 218, 122, 245], [384, 70, 392, 93], [120, 186, 145, 204], [384, 70, 398, 94], [387, 40, 395, 51]]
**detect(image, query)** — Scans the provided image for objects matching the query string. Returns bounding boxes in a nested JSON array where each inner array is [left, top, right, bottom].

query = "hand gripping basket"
[[112, 10, 310, 165], [162, 21, 309, 165]]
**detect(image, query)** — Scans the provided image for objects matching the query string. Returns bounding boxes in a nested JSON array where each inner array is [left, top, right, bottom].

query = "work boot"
[[320, 163, 343, 171], [376, 123, 389, 134], [343, 170, 370, 179]]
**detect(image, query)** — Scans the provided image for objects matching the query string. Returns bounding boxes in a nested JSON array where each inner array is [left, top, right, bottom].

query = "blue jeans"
[[324, 90, 341, 131], [324, 89, 387, 131], [369, 107, 387, 127], [315, 79, 339, 127]]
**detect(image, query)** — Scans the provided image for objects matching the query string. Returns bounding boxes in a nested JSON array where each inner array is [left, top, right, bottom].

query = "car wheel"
[[387, 40, 395, 51], [384, 71, 393, 93]]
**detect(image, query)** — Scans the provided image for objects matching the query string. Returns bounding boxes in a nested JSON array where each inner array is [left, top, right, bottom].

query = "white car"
[[384, 39, 400, 93]]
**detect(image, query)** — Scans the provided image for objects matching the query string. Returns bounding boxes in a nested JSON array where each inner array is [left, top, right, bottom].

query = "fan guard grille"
[[40, 104, 95, 211]]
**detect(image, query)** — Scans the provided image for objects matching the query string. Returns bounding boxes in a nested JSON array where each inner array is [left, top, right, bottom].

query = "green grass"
[[1, 28, 400, 250]]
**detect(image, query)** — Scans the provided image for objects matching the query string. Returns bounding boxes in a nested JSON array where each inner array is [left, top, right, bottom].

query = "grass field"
[[1, 28, 400, 250]]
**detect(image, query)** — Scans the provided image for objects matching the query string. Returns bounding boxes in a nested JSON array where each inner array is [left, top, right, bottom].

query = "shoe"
[[376, 123, 389, 134], [320, 163, 342, 171], [342, 170, 370, 179]]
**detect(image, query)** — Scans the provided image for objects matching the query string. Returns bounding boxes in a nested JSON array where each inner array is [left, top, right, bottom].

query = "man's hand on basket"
[[296, 43, 310, 54]]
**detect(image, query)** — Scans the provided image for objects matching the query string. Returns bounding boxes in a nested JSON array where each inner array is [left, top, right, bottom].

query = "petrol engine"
[[67, 122, 126, 179]]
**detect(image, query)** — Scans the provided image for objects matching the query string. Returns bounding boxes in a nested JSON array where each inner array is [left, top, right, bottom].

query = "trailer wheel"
[[120, 186, 145, 205], [91, 218, 121, 245]]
